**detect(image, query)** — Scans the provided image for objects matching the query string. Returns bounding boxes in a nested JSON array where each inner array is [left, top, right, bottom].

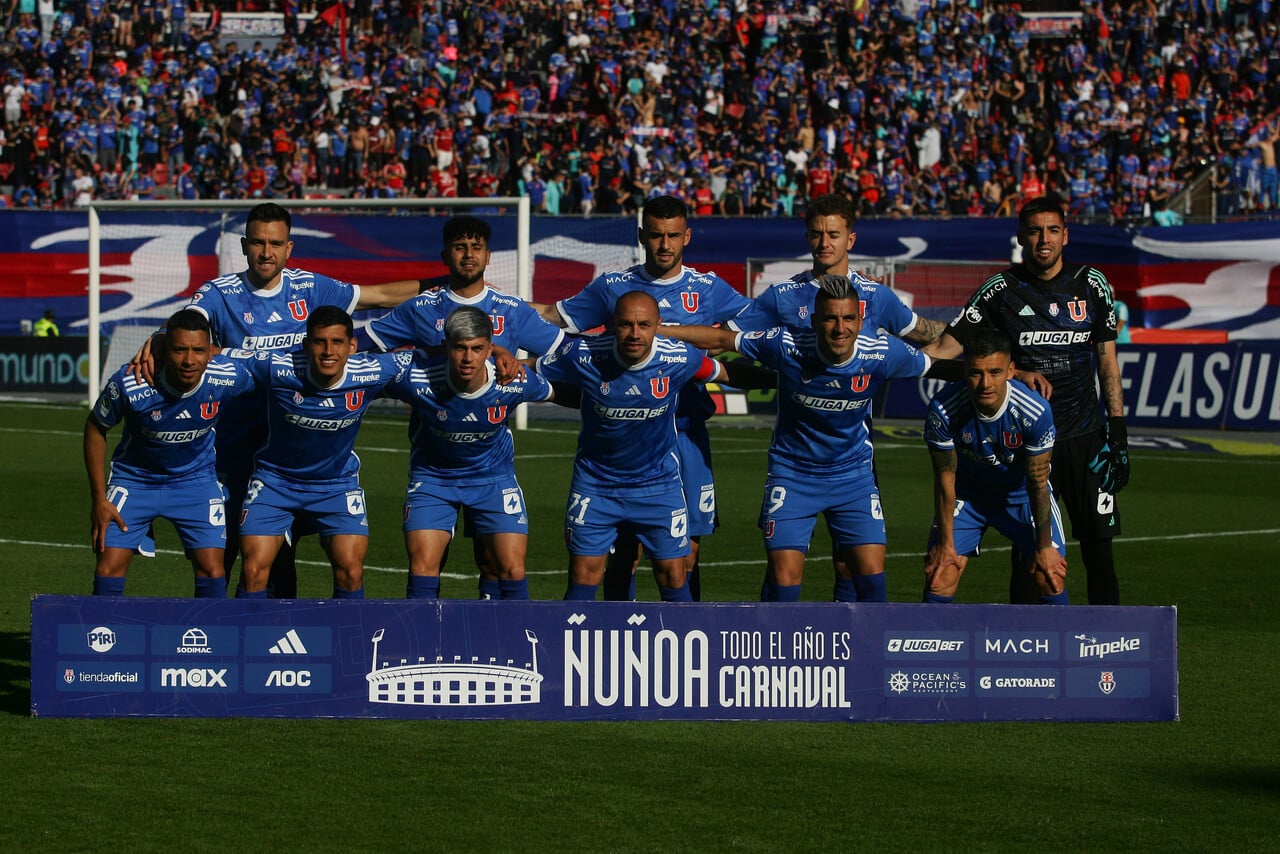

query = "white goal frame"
[[86, 197, 532, 424]]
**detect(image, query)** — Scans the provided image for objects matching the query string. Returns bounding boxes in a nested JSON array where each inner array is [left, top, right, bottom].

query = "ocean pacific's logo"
[[366, 628, 543, 706]]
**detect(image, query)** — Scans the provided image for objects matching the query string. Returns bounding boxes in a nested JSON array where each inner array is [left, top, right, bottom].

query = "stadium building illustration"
[[366, 628, 543, 706]]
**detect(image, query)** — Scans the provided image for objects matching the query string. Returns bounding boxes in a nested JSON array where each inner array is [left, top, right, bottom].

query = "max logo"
[[1067, 300, 1087, 322], [288, 300, 309, 321], [850, 375, 870, 393], [200, 402, 220, 419], [651, 376, 670, 398], [489, 315, 506, 336], [345, 391, 365, 411], [680, 292, 700, 313], [488, 405, 507, 423], [1003, 431, 1023, 448]]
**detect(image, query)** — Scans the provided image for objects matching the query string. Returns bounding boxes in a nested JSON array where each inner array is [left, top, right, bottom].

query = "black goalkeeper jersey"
[[948, 261, 1118, 440]]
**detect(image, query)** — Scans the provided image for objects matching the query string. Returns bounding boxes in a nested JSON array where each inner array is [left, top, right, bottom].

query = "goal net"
[[745, 257, 1010, 326], [85, 199, 641, 425]]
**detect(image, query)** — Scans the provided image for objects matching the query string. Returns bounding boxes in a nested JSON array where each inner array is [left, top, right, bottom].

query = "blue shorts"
[[676, 421, 717, 538], [239, 476, 369, 539], [404, 477, 528, 536], [928, 491, 1068, 560], [103, 478, 226, 553], [759, 468, 885, 553], [563, 476, 690, 560]]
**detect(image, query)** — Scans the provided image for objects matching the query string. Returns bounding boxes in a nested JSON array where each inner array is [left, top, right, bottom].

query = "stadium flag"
[[318, 2, 348, 63]]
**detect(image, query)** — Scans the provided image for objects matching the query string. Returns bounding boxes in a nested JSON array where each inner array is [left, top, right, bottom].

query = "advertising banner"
[[31, 596, 1178, 723], [880, 341, 1280, 431], [0, 335, 100, 393]]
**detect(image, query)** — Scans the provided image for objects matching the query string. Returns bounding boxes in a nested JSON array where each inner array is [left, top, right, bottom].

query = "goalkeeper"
[[929, 193, 1129, 605]]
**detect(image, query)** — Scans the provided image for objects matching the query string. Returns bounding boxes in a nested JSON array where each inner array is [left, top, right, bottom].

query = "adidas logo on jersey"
[[825, 379, 841, 389], [320, 399, 335, 408], [658, 299, 673, 309], [175, 410, 192, 419], [463, 412, 478, 422], [267, 311, 283, 323], [1019, 305, 1035, 316], [625, 386, 641, 396]]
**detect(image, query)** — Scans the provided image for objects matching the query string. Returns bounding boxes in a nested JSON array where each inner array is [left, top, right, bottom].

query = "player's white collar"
[[157, 367, 207, 398], [306, 360, 349, 390], [239, 270, 288, 298], [446, 284, 493, 306], [641, 266, 689, 286], [447, 360, 496, 397], [976, 389, 1012, 422], [615, 340, 657, 370]]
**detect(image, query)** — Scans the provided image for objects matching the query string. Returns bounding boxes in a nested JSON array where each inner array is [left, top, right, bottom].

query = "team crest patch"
[[651, 376, 670, 398], [488, 405, 507, 423], [150, 410, 162, 421], [293, 391, 304, 404], [490, 315, 506, 335], [1099, 671, 1116, 695], [600, 382, 610, 395], [1067, 299, 1088, 322], [345, 391, 365, 411], [1003, 431, 1023, 448], [201, 402, 220, 419], [437, 409, 447, 421], [680, 292, 700, 313], [1048, 303, 1060, 317], [288, 299, 308, 321], [243, 312, 254, 324]]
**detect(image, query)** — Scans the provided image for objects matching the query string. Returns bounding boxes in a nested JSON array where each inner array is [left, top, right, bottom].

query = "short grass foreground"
[[1, 401, 1276, 851]]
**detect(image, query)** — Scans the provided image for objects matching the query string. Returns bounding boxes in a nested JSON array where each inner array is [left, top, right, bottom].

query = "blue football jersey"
[[187, 268, 361, 453], [737, 327, 930, 478], [536, 335, 720, 495], [92, 356, 257, 484], [924, 378, 1056, 498], [556, 264, 750, 424], [730, 270, 917, 338], [383, 352, 553, 482], [364, 285, 564, 356], [231, 349, 413, 486]]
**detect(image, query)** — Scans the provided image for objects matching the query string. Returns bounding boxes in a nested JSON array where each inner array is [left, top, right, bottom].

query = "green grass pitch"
[[1, 400, 1277, 851]]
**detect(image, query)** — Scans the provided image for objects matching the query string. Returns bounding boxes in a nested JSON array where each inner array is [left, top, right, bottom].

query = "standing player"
[[536, 194, 758, 601], [729, 193, 948, 345], [933, 193, 1128, 604], [535, 291, 727, 602], [922, 329, 1068, 604], [84, 310, 256, 598], [134, 202, 419, 597], [662, 276, 933, 602], [363, 215, 564, 598], [383, 307, 553, 600], [231, 306, 413, 599]]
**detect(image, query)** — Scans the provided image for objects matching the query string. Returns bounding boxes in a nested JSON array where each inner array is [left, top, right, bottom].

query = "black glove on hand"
[[1104, 416, 1130, 493]]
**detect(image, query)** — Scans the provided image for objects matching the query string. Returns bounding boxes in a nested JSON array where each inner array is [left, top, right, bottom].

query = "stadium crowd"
[[2, 0, 1279, 222]]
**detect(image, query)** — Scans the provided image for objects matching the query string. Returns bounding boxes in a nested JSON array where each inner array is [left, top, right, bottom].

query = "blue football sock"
[[194, 576, 228, 599], [499, 579, 529, 600], [407, 575, 440, 599], [687, 565, 701, 602], [478, 577, 501, 600], [759, 579, 775, 601], [923, 590, 955, 604], [772, 584, 802, 602], [658, 580, 692, 602], [853, 573, 888, 602], [93, 575, 126, 597], [1040, 589, 1070, 605], [564, 582, 599, 601], [333, 585, 364, 599], [235, 585, 268, 599], [833, 576, 857, 602]]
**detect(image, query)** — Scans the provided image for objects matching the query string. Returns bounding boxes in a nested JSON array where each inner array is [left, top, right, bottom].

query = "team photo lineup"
[[86, 193, 1129, 606]]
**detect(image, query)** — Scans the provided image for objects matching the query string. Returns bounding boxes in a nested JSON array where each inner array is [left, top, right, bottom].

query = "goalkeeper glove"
[[1103, 416, 1130, 493]]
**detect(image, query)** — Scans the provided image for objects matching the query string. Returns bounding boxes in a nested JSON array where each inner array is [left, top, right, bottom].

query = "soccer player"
[[231, 306, 413, 599], [663, 275, 933, 602], [383, 307, 553, 600], [729, 193, 948, 345], [84, 310, 255, 598], [922, 328, 1068, 604], [364, 215, 564, 599], [535, 290, 727, 602], [133, 202, 419, 597], [536, 194, 758, 601], [932, 193, 1128, 604]]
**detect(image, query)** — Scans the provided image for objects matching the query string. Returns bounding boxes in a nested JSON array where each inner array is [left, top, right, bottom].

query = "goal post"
[[85, 197, 532, 424]]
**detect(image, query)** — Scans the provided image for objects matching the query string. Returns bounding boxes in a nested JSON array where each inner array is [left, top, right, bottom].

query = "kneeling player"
[[232, 306, 412, 598], [922, 329, 1068, 604], [84, 310, 256, 597], [384, 307, 553, 599]]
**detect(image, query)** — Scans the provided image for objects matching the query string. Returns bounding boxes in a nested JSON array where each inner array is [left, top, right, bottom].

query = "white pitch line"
[[8, 527, 1280, 577]]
